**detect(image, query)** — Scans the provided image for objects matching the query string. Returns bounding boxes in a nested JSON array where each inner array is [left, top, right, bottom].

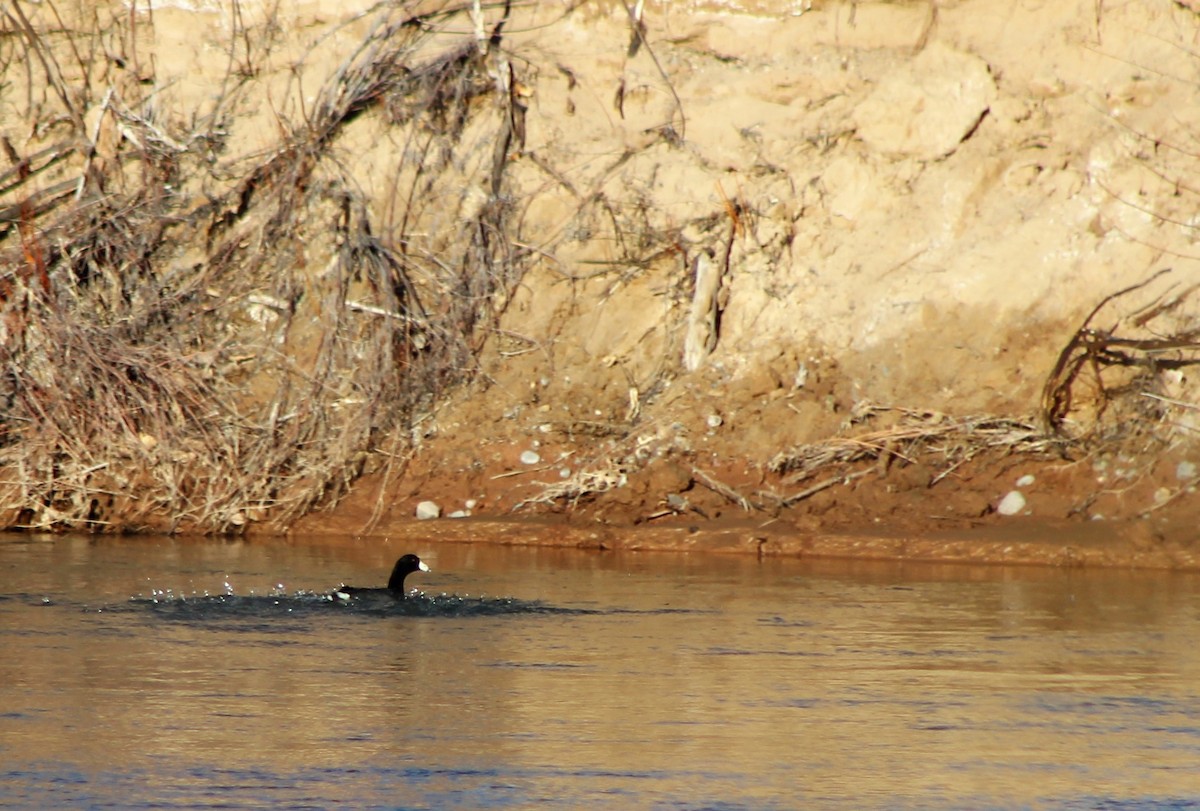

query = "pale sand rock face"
[[12, 0, 1200, 456], [853, 42, 996, 161], [491, 0, 1200, 424]]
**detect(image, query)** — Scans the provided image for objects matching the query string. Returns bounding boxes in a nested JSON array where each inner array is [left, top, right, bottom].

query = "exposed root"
[[1040, 269, 1200, 439]]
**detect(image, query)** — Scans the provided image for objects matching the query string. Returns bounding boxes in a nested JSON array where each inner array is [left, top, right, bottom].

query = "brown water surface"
[[2, 535, 1199, 809]]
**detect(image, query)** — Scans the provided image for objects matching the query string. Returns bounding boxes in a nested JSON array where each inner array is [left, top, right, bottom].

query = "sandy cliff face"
[[486, 0, 1200, 415], [4, 0, 1200, 556], [386, 0, 1200, 540]]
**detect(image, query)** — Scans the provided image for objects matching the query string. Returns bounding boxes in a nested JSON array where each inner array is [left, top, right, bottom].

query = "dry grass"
[[512, 466, 628, 512], [769, 406, 1051, 479], [758, 405, 1061, 507], [0, 1, 531, 532]]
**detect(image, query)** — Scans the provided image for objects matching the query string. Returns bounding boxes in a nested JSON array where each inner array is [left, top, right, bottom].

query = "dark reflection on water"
[[3, 534, 1200, 809], [122, 591, 596, 621], [113, 591, 708, 627]]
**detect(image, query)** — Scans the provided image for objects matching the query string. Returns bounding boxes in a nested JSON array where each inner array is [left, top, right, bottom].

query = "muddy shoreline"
[[278, 426, 1200, 572], [288, 495, 1200, 572]]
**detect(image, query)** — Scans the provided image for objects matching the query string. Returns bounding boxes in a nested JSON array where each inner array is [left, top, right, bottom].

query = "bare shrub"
[[0, 1, 529, 532]]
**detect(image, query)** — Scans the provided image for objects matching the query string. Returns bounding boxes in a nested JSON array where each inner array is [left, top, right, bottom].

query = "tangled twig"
[[1041, 269, 1200, 436]]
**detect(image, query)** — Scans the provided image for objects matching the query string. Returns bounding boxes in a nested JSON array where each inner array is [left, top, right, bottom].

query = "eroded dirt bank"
[[290, 435, 1200, 570], [4, 1, 1200, 567]]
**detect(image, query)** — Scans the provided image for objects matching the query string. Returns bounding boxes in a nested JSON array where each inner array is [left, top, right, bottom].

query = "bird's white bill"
[[418, 561, 430, 572]]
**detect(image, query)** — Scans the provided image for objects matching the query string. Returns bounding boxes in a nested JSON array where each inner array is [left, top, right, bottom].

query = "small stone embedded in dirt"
[[415, 500, 441, 520], [447, 509, 470, 518], [706, 414, 723, 429], [1176, 461, 1197, 481], [1016, 474, 1036, 488], [520, 450, 541, 465], [996, 490, 1026, 516]]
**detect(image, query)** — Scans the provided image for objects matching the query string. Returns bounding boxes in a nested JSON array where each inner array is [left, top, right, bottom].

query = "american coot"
[[332, 553, 430, 601]]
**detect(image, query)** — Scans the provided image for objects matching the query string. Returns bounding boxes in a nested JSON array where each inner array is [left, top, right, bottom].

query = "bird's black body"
[[332, 553, 429, 601]]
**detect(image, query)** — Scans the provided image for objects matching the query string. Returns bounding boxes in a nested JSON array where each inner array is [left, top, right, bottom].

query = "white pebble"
[[1176, 461, 1197, 481], [464, 499, 478, 510], [996, 490, 1026, 516], [1016, 474, 1036, 488], [706, 413, 723, 429], [520, 450, 541, 465], [447, 509, 471, 519], [415, 500, 441, 520]]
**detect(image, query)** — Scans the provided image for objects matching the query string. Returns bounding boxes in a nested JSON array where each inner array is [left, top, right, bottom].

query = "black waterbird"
[[332, 554, 430, 601]]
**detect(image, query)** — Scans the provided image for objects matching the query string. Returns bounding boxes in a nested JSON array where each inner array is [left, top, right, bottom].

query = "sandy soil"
[[7, 0, 1200, 567], [290, 419, 1200, 570]]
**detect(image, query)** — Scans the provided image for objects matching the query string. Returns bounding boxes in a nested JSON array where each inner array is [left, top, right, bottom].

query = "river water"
[[1, 535, 1199, 809]]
